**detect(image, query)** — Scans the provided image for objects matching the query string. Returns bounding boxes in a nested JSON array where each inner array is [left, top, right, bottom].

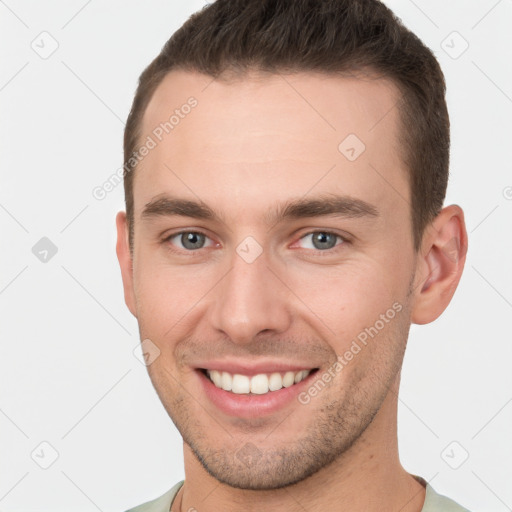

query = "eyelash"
[[161, 230, 349, 255]]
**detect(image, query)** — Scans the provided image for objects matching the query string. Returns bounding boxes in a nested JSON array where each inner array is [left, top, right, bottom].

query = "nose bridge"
[[209, 240, 291, 343]]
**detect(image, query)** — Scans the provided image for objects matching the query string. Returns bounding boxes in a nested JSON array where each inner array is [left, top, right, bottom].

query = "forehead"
[[134, 69, 408, 220]]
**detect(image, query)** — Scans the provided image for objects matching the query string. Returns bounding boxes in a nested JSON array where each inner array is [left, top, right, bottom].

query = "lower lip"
[[196, 369, 319, 418]]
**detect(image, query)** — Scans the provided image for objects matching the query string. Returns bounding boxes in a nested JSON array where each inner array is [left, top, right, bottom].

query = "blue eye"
[[298, 231, 345, 251], [162, 230, 347, 254], [166, 231, 214, 251]]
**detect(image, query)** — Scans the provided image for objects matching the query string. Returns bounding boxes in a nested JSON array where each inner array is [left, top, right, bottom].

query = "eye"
[[164, 231, 215, 251], [296, 231, 345, 251]]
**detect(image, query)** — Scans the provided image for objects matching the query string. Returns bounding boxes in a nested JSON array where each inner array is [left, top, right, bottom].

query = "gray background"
[[1, 1, 511, 510]]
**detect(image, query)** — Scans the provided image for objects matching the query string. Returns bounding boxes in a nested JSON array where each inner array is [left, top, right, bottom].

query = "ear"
[[115, 211, 137, 317], [411, 204, 468, 325]]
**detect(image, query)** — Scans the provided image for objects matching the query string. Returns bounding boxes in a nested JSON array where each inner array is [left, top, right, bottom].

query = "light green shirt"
[[125, 476, 471, 512]]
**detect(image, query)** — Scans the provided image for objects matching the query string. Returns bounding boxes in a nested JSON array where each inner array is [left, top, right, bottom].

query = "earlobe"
[[411, 205, 468, 325], [115, 211, 137, 318]]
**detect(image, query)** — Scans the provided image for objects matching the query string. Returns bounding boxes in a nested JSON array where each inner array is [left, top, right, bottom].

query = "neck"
[[177, 375, 426, 512]]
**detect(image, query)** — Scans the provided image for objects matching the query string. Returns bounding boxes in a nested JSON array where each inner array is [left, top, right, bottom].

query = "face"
[[121, 69, 420, 489]]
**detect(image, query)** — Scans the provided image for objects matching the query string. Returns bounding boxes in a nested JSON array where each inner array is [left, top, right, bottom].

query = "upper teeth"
[[206, 369, 311, 394]]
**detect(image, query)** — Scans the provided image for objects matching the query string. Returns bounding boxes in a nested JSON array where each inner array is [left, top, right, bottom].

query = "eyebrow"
[[141, 193, 379, 226]]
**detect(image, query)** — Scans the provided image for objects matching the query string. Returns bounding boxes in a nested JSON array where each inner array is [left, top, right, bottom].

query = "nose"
[[208, 244, 292, 345]]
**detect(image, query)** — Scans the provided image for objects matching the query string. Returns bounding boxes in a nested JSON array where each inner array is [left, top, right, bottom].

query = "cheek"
[[133, 259, 216, 338], [285, 258, 408, 347]]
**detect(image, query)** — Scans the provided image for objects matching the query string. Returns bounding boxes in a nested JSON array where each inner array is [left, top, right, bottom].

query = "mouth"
[[199, 367, 319, 395], [193, 360, 322, 418]]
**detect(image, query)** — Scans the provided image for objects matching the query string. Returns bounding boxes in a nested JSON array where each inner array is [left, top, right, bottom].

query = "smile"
[[203, 368, 315, 395]]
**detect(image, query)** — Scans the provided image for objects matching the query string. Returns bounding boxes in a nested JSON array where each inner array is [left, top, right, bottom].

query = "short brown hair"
[[123, 0, 450, 252]]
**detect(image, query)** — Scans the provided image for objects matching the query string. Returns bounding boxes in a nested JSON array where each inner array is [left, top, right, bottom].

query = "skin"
[[116, 69, 468, 512]]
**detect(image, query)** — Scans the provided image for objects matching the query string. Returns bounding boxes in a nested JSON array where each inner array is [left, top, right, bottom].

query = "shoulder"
[[421, 480, 471, 512], [124, 477, 473, 512], [124, 480, 184, 512]]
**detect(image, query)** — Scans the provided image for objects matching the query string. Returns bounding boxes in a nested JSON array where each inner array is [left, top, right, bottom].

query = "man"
[[117, 0, 470, 510]]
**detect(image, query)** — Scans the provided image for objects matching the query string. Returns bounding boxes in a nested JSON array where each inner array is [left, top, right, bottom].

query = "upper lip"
[[194, 359, 319, 377]]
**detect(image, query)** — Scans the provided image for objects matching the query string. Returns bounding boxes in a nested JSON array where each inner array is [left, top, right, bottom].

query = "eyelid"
[[162, 229, 217, 252], [161, 228, 350, 253], [292, 230, 349, 251]]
